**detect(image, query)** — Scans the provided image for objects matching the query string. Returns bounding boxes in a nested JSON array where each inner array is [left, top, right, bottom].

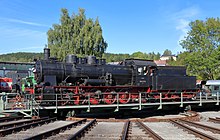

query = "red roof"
[[154, 60, 168, 66]]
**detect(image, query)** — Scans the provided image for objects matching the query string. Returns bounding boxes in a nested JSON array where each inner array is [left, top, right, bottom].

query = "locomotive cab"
[[135, 65, 156, 87], [124, 59, 157, 87]]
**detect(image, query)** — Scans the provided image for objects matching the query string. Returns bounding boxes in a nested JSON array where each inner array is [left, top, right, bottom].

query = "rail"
[[24, 119, 87, 140], [121, 121, 130, 140], [170, 120, 218, 140], [209, 117, 220, 123], [0, 117, 56, 137], [136, 120, 164, 140], [0, 117, 48, 129], [178, 119, 220, 133], [0, 116, 23, 123], [67, 119, 97, 140]]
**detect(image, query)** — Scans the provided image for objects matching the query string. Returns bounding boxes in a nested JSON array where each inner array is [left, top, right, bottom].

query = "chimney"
[[44, 47, 50, 60]]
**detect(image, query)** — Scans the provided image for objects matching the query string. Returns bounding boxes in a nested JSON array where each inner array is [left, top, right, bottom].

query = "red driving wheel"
[[119, 91, 131, 104], [103, 90, 116, 104]]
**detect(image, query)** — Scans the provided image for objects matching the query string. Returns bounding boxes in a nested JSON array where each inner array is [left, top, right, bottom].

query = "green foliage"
[[103, 53, 130, 62], [131, 51, 145, 59], [180, 17, 220, 80], [163, 49, 172, 55], [0, 52, 43, 62], [103, 52, 161, 62], [167, 53, 185, 66], [130, 51, 160, 60], [0, 51, 161, 63], [47, 8, 107, 60]]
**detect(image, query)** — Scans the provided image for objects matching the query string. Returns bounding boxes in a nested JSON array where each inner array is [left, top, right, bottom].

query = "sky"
[[0, 0, 219, 55]]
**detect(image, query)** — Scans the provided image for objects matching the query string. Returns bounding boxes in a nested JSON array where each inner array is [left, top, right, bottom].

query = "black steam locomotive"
[[33, 48, 197, 105]]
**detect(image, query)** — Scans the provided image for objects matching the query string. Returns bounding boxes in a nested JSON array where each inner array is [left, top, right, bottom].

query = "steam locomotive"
[[33, 48, 197, 105]]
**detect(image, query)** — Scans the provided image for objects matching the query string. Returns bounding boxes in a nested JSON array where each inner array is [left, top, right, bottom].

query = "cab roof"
[[124, 59, 157, 66], [206, 80, 220, 85]]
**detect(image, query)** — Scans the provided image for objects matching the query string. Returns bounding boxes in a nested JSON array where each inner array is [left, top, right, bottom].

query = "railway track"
[[0, 116, 23, 123], [0, 117, 49, 129], [67, 119, 97, 140], [1, 114, 220, 140], [209, 117, 220, 123], [121, 121, 130, 140], [178, 119, 220, 133], [170, 120, 219, 140], [0, 117, 57, 137], [24, 119, 88, 140], [136, 120, 164, 140]]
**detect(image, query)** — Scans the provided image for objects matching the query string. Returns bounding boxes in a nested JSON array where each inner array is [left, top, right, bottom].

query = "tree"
[[131, 52, 146, 59], [0, 52, 43, 62], [154, 52, 161, 60], [180, 18, 220, 80], [47, 8, 108, 60], [163, 49, 172, 55]]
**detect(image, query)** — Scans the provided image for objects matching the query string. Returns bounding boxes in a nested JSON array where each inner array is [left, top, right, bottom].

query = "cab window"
[[214, 86, 219, 91], [138, 67, 143, 75]]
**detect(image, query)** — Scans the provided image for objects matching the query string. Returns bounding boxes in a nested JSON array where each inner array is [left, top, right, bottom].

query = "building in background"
[[160, 55, 177, 61], [0, 62, 34, 84]]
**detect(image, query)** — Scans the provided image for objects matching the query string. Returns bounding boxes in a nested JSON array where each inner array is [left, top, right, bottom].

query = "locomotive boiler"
[[33, 48, 197, 105]]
